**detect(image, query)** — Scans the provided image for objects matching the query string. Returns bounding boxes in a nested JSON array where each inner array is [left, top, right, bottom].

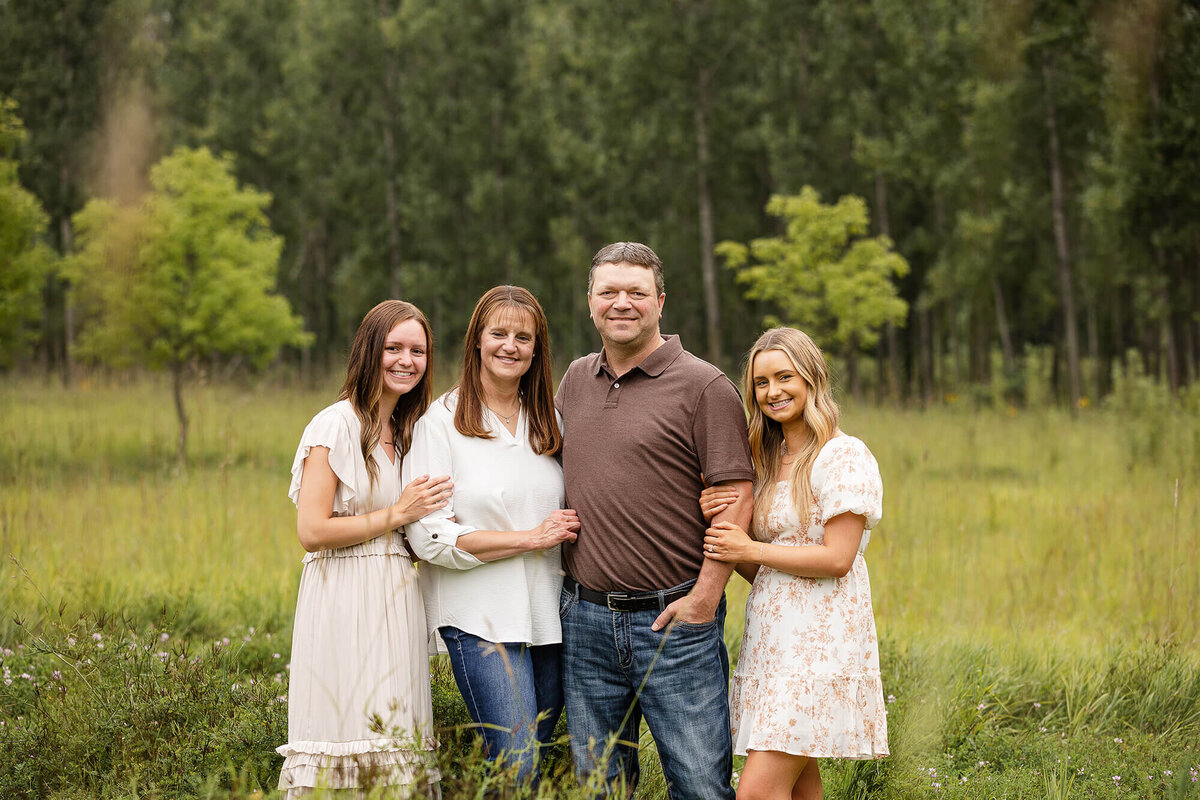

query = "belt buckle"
[[606, 592, 629, 611]]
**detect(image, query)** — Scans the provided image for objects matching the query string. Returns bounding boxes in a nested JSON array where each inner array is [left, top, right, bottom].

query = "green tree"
[[718, 187, 910, 395], [0, 0, 134, 379], [0, 97, 54, 368], [63, 146, 312, 463]]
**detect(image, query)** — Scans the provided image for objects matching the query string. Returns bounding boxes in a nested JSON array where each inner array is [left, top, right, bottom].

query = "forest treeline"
[[1, 0, 1197, 406]]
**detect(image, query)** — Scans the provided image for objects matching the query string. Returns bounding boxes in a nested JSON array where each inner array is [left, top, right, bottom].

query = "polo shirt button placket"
[[605, 379, 623, 408]]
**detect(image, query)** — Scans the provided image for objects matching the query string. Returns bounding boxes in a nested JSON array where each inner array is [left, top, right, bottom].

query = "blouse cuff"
[[406, 517, 486, 570]]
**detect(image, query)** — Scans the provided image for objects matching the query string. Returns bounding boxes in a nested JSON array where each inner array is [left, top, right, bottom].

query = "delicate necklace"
[[488, 402, 520, 425]]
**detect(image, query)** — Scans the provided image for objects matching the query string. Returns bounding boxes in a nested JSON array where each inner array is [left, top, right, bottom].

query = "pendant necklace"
[[489, 403, 519, 425]]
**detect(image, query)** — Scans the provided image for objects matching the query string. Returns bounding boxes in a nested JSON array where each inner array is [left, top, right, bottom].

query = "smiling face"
[[752, 348, 809, 430], [477, 305, 536, 389], [587, 261, 665, 353], [380, 318, 428, 402]]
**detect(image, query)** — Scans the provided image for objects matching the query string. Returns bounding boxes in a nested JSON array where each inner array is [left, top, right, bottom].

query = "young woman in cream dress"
[[278, 300, 452, 798]]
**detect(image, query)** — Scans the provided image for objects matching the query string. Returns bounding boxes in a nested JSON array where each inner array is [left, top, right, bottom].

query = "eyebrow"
[[593, 282, 652, 292]]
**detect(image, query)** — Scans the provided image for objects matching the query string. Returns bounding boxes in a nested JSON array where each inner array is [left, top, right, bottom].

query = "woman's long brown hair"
[[454, 286, 561, 456], [338, 300, 434, 488]]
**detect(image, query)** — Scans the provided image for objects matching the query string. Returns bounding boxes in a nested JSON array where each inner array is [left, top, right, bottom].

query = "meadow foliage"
[[1, 377, 1198, 798]]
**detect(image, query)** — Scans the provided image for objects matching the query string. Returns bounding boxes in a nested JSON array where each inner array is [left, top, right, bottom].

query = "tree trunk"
[[379, 1, 404, 299], [874, 170, 901, 402], [60, 212, 76, 388], [1158, 248, 1180, 392], [951, 307, 964, 389], [695, 70, 723, 369], [173, 362, 189, 468], [383, 124, 404, 299], [934, 308, 945, 399], [992, 277, 1015, 375], [919, 305, 934, 404], [1042, 54, 1082, 412], [1185, 279, 1198, 386], [845, 337, 861, 401], [1085, 287, 1101, 401]]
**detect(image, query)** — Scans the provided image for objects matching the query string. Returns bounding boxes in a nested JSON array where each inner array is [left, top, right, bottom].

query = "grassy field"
[[1, 375, 1198, 798]]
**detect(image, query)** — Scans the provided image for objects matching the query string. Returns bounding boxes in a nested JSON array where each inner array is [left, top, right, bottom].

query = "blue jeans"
[[439, 626, 563, 784], [559, 583, 735, 800]]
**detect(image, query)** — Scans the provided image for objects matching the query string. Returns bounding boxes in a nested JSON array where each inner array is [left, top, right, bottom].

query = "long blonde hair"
[[743, 327, 840, 541]]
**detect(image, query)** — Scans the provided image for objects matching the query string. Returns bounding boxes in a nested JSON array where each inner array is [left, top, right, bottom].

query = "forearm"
[[452, 529, 537, 562], [297, 506, 401, 553], [691, 478, 754, 610], [690, 556, 736, 609], [760, 541, 854, 579]]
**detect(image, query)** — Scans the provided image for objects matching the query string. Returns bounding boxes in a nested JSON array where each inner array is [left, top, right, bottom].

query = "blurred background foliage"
[[1, 0, 1198, 408]]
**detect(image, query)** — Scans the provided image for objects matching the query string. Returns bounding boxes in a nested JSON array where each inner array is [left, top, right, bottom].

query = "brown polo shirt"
[[555, 334, 755, 592]]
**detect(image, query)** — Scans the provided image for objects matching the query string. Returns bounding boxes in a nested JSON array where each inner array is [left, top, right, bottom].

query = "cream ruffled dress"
[[278, 400, 440, 798]]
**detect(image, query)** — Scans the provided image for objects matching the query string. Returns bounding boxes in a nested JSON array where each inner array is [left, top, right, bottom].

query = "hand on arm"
[[652, 479, 753, 631], [698, 485, 739, 521], [296, 446, 452, 553], [699, 483, 760, 584], [704, 511, 866, 579], [452, 509, 579, 562]]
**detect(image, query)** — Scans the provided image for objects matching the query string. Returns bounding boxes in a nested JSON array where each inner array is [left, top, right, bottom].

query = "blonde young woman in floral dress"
[[700, 327, 888, 800]]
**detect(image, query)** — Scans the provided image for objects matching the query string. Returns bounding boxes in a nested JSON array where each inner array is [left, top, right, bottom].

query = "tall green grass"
[[2, 376, 1198, 798]]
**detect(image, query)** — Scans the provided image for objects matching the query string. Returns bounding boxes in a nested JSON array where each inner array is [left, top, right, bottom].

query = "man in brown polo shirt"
[[556, 241, 754, 799]]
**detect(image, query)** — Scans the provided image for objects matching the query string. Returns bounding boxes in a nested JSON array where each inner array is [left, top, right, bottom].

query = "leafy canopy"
[[0, 97, 53, 368], [717, 187, 910, 352], [64, 146, 311, 372]]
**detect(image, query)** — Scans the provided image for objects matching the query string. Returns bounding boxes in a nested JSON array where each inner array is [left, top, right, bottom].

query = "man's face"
[[587, 262, 665, 351]]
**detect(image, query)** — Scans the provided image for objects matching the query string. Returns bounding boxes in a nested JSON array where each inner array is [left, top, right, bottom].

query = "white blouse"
[[403, 390, 566, 653]]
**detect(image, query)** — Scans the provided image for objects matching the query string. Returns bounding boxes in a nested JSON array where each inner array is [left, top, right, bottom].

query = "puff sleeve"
[[813, 436, 883, 530]]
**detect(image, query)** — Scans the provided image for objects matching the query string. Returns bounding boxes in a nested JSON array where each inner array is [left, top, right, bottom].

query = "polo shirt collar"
[[595, 334, 683, 378]]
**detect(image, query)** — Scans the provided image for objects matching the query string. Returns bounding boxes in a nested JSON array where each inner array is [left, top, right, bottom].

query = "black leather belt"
[[564, 575, 695, 612]]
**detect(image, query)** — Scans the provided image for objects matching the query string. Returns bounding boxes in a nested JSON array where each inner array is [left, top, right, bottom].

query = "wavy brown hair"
[[339, 300, 434, 488], [453, 286, 561, 456], [742, 327, 840, 541]]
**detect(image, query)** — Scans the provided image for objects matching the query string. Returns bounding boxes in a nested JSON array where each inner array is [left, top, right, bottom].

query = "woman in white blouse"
[[404, 285, 578, 785]]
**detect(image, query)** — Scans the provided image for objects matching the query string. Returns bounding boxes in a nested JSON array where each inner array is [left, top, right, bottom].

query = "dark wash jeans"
[[559, 582, 736, 800], [438, 626, 563, 784]]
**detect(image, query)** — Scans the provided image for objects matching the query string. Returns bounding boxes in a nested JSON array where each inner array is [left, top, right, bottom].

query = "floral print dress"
[[729, 434, 888, 759]]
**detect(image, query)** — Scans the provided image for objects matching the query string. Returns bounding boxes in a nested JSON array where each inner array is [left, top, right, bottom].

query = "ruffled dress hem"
[[277, 739, 441, 797], [730, 672, 889, 760]]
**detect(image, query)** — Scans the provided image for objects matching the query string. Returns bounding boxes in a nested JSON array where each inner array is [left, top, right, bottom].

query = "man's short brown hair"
[[589, 241, 664, 296]]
